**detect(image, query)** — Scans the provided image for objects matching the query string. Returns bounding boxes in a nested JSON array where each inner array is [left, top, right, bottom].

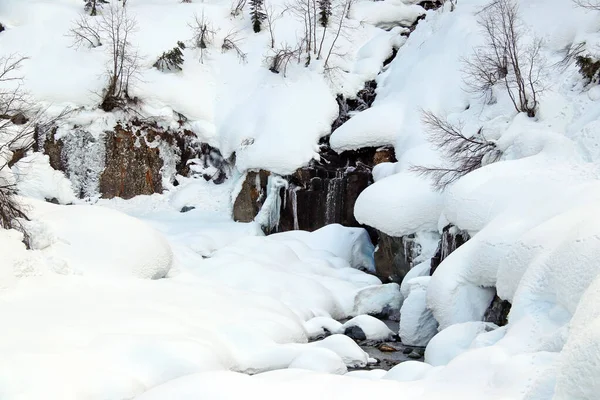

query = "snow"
[[28, 200, 173, 279], [304, 316, 343, 339], [271, 224, 376, 272], [309, 334, 370, 368], [424, 321, 499, 367], [12, 153, 76, 204], [3, 0, 600, 398], [340, 315, 395, 341], [399, 276, 438, 346], [354, 171, 443, 237], [352, 283, 401, 317], [288, 348, 348, 374], [383, 361, 433, 382]]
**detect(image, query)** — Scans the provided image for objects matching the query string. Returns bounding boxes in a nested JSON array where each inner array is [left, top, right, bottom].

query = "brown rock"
[[233, 170, 270, 223], [377, 344, 398, 352], [373, 146, 396, 165], [99, 125, 163, 199]]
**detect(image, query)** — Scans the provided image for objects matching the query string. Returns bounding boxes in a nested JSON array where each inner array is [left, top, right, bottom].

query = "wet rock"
[[430, 224, 470, 275], [419, 0, 443, 11], [344, 326, 367, 341], [374, 232, 420, 284], [233, 147, 380, 233], [0, 23, 4, 33], [402, 347, 413, 355], [46, 197, 60, 205], [378, 344, 398, 352], [483, 294, 511, 327], [407, 350, 424, 360], [180, 205, 195, 213], [233, 170, 270, 223], [331, 80, 377, 132]]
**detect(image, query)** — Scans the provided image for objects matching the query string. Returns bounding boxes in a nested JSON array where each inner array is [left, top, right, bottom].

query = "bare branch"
[[411, 110, 502, 190], [573, 0, 600, 10]]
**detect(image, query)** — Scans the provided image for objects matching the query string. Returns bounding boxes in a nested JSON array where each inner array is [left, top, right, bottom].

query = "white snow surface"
[[3, 0, 600, 398]]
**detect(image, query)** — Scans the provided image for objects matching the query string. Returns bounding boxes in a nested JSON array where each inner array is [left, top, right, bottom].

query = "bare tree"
[[98, 4, 140, 111], [266, 43, 303, 76], [188, 12, 217, 63], [323, 0, 350, 66], [411, 110, 502, 190], [264, 2, 286, 49], [69, 4, 141, 111], [222, 30, 247, 62], [463, 0, 545, 117], [0, 56, 71, 241]]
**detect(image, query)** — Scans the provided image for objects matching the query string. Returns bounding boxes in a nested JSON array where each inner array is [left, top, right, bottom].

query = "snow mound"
[[425, 321, 498, 367], [271, 224, 376, 272], [304, 317, 343, 340], [32, 202, 173, 279], [289, 348, 348, 375], [331, 105, 402, 153], [310, 335, 369, 368], [352, 283, 401, 318], [383, 360, 433, 382], [12, 153, 76, 204], [340, 315, 394, 341], [354, 171, 443, 237]]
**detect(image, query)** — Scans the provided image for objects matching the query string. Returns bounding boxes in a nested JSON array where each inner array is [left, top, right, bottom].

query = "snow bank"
[[270, 224, 376, 273], [30, 201, 173, 279]]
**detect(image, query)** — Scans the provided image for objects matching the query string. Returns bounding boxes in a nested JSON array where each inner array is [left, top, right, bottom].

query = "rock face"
[[40, 119, 230, 199], [99, 124, 163, 199], [483, 294, 511, 327], [374, 233, 420, 284], [233, 146, 395, 234], [233, 170, 270, 223]]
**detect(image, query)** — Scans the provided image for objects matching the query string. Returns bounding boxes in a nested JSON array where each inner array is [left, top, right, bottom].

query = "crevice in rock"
[[483, 293, 511, 327], [430, 224, 470, 275]]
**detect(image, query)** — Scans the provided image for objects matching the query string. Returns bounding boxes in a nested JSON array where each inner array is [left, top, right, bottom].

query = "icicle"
[[291, 186, 299, 230]]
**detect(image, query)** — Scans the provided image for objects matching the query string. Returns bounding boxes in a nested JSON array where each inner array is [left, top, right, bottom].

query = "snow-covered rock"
[[352, 283, 401, 319], [31, 202, 173, 279], [289, 348, 348, 375], [340, 315, 395, 342], [399, 276, 438, 347], [425, 322, 499, 367]]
